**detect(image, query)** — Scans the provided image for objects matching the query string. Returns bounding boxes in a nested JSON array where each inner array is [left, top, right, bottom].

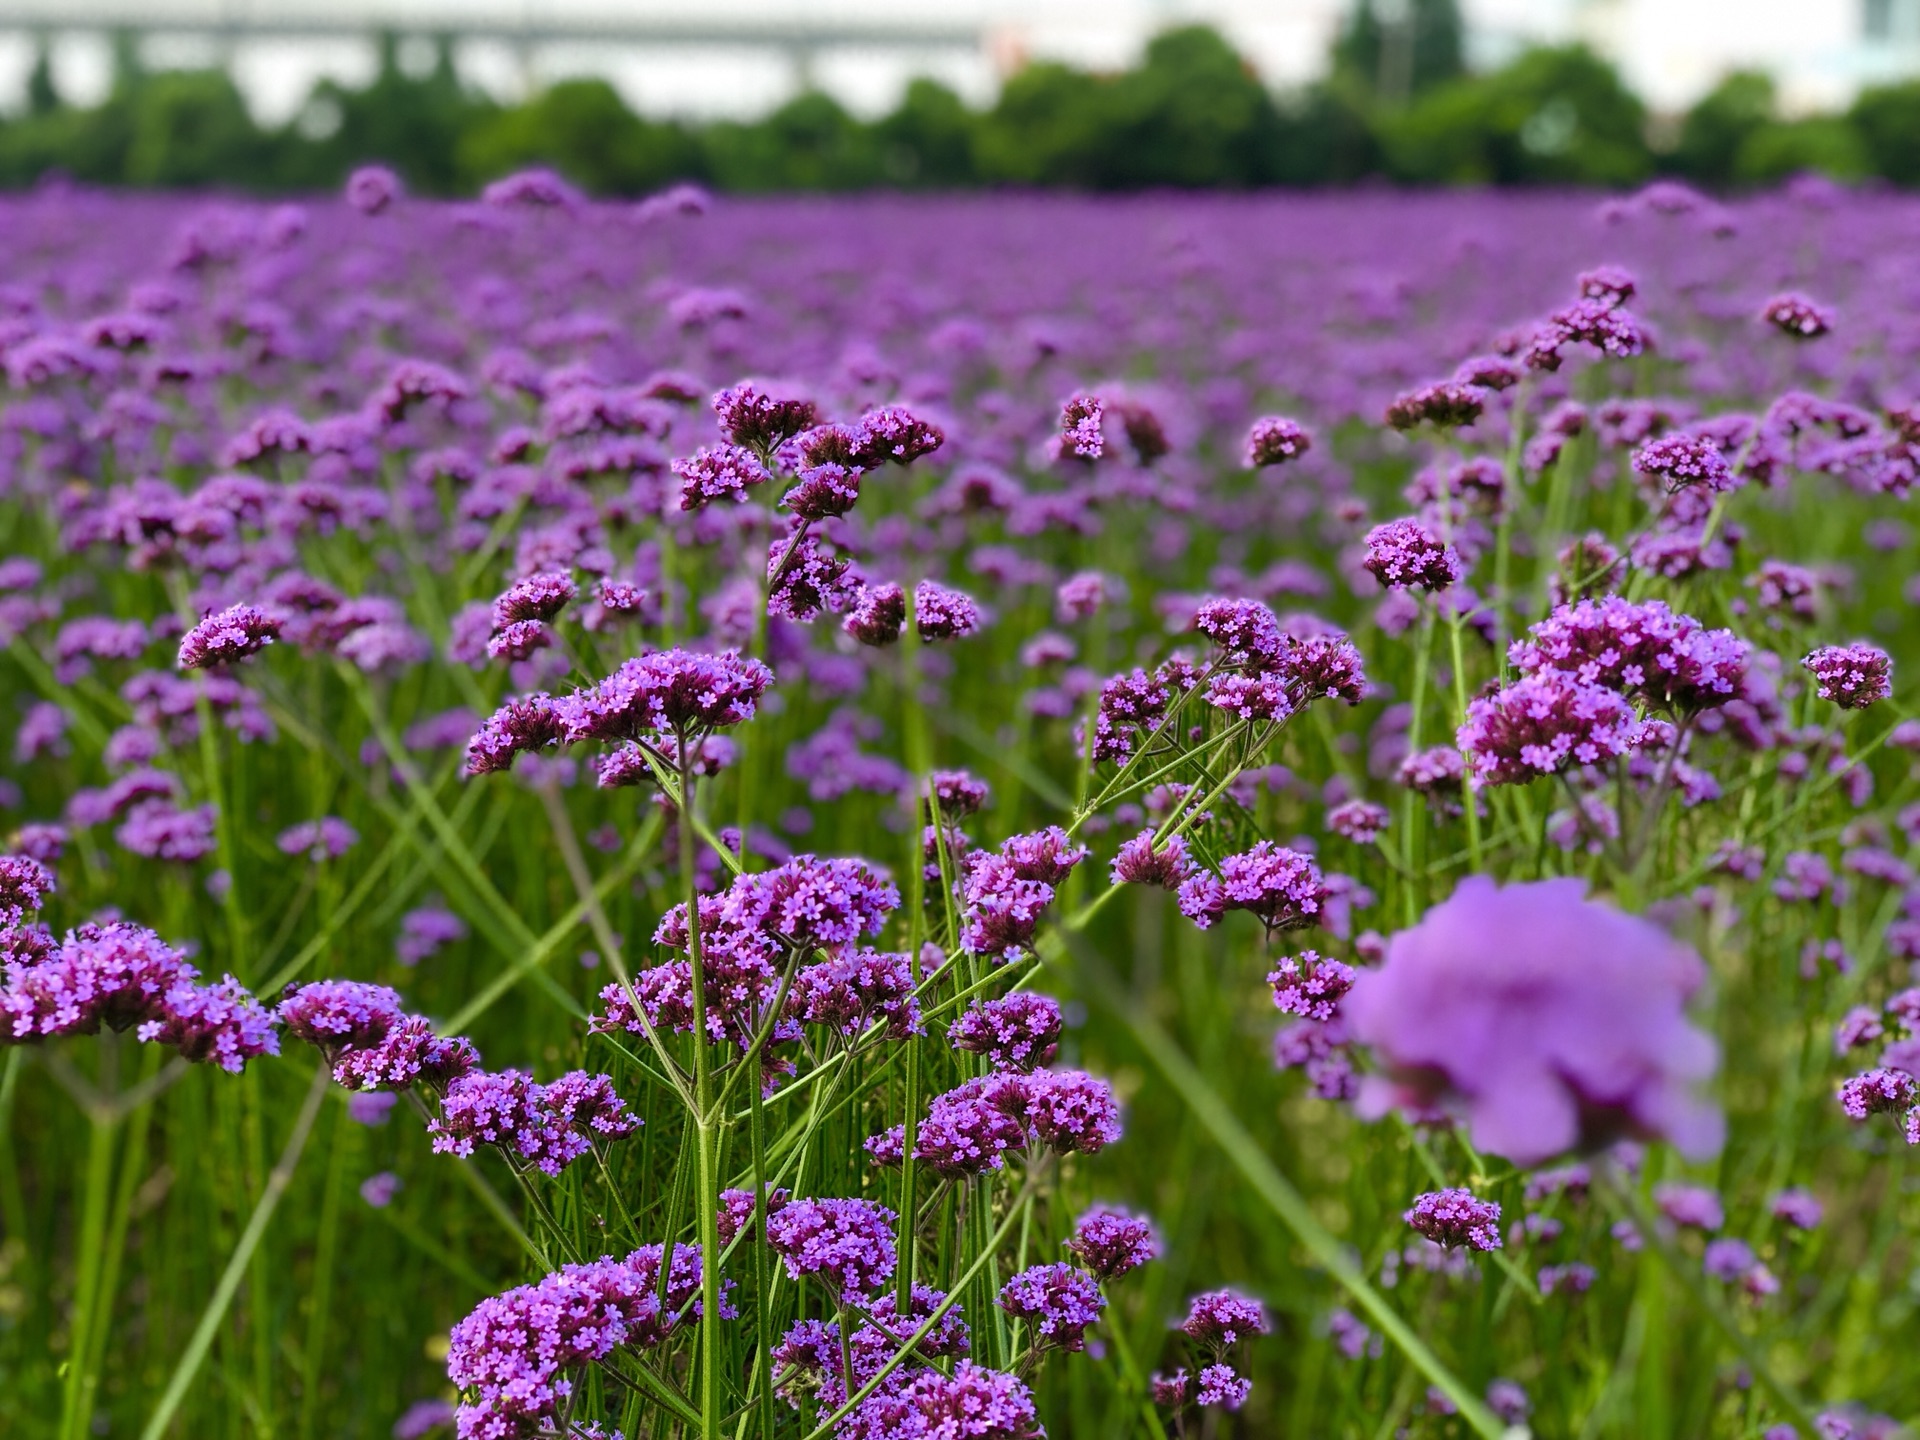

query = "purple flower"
[[276, 817, 358, 862], [1057, 392, 1105, 459], [1111, 829, 1195, 888], [480, 167, 582, 210], [465, 693, 565, 776], [1511, 597, 1748, 713], [949, 993, 1063, 1072], [1180, 842, 1329, 933], [1065, 1206, 1161, 1280], [1345, 877, 1722, 1166], [851, 405, 944, 466], [1151, 1370, 1192, 1407], [929, 769, 990, 816], [1838, 1067, 1916, 1121], [1804, 643, 1893, 709], [673, 445, 771, 510], [492, 572, 576, 627], [1457, 673, 1640, 787], [1196, 1363, 1251, 1410], [840, 1362, 1041, 1440], [1405, 1188, 1502, 1250], [1654, 1182, 1724, 1231], [345, 165, 401, 215], [913, 1073, 1031, 1176], [765, 1196, 898, 1298], [1362, 518, 1462, 593], [360, 1171, 400, 1207], [0, 854, 54, 927], [1770, 1188, 1824, 1230], [997, 1262, 1104, 1350], [1245, 415, 1310, 467], [843, 583, 906, 647], [1702, 1236, 1757, 1280], [556, 650, 775, 742], [397, 906, 466, 966], [1633, 434, 1734, 493], [177, 604, 281, 669], [1024, 1068, 1123, 1154], [1386, 381, 1485, 430], [1267, 950, 1356, 1021], [1538, 1262, 1596, 1296], [1328, 799, 1390, 843], [1762, 292, 1833, 338], [712, 381, 818, 452], [1180, 1289, 1269, 1349], [914, 581, 981, 642], [278, 980, 405, 1053]]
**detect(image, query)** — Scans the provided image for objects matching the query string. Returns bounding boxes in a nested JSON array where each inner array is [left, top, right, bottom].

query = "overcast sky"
[[0, 0, 1909, 124]]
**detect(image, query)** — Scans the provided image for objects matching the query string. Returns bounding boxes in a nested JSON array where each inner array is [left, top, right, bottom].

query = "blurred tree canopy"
[[0, 9, 1914, 194]]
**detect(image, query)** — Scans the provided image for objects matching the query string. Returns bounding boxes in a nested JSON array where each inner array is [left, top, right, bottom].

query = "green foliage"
[[0, 21, 1911, 193], [1671, 71, 1776, 182], [1380, 45, 1654, 185], [456, 79, 703, 195], [1331, 0, 1467, 103], [1850, 78, 1920, 186], [1734, 116, 1872, 184]]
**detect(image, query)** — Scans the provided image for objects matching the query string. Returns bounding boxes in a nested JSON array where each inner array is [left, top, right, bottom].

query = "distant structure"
[[0, 0, 1913, 119]]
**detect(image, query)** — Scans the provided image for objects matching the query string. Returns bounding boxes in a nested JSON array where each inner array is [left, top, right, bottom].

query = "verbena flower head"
[[1511, 597, 1748, 713], [1025, 1068, 1124, 1154], [1363, 518, 1462, 593], [765, 1196, 898, 1298], [492, 572, 576, 627], [1633, 434, 1734, 493], [844, 583, 906, 647], [1404, 1188, 1502, 1251], [929, 769, 990, 816], [1057, 392, 1105, 459], [177, 604, 281, 669], [1180, 1289, 1270, 1349], [276, 817, 358, 862], [1386, 381, 1485, 430], [1804, 642, 1892, 709], [1762, 292, 1833, 338], [914, 581, 981, 642], [712, 381, 818, 452], [1246, 416, 1310, 467], [465, 693, 565, 775], [1346, 877, 1722, 1166], [1180, 842, 1329, 933], [1268, 950, 1357, 1021], [1066, 1206, 1162, 1280], [344, 164, 401, 215], [1111, 829, 1195, 888], [277, 979, 404, 1053], [851, 404, 944, 466], [842, 1362, 1042, 1440], [1328, 799, 1390, 843], [997, 1263, 1104, 1351], [557, 650, 774, 742], [949, 992, 1063, 1072], [673, 445, 771, 510], [1196, 1364, 1252, 1410], [0, 854, 54, 927], [1457, 673, 1640, 787]]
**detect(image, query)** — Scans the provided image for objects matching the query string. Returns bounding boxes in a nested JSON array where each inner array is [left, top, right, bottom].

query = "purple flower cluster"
[[1065, 1206, 1161, 1280], [1245, 415, 1311, 467], [1346, 877, 1722, 1166], [3, 921, 277, 1073], [1404, 1189, 1503, 1251], [447, 1245, 717, 1440], [1803, 643, 1893, 709], [177, 604, 281, 669], [997, 1262, 1105, 1350], [949, 992, 1063, 1072], [887, 1067, 1122, 1177], [766, 1196, 898, 1297], [1511, 597, 1748, 714], [1362, 518, 1462, 593], [1457, 672, 1640, 787], [1267, 950, 1357, 1021], [1177, 841, 1329, 934]]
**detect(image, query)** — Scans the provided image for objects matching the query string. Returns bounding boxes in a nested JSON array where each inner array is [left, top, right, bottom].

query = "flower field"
[[3, 172, 1920, 1439]]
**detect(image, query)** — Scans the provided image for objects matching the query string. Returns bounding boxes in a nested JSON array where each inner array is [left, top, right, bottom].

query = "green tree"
[[1671, 71, 1775, 183], [282, 34, 494, 193], [26, 44, 58, 117], [457, 79, 702, 195], [1332, 0, 1466, 105], [123, 70, 279, 187], [703, 91, 883, 191], [1381, 45, 1653, 185], [873, 79, 978, 186], [972, 61, 1111, 185], [1734, 117, 1869, 183], [1851, 78, 1920, 185]]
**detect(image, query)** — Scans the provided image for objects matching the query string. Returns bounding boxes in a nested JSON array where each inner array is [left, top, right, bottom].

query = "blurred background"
[[0, 0, 1912, 193]]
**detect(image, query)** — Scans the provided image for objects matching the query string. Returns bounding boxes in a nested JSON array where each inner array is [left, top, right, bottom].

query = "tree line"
[[2, 5, 1917, 194]]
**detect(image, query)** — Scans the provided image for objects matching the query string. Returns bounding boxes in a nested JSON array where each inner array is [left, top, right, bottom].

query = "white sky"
[[0, 0, 1913, 125]]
